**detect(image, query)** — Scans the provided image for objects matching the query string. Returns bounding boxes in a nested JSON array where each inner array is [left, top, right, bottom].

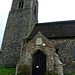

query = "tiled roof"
[[28, 20, 75, 39]]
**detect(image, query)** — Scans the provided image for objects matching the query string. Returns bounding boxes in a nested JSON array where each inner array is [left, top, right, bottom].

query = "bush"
[[18, 64, 30, 75], [4, 63, 16, 68], [17, 71, 25, 75], [46, 70, 52, 75], [46, 70, 58, 75], [64, 73, 75, 75]]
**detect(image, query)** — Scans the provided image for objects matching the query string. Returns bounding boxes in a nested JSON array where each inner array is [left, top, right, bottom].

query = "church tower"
[[0, 0, 38, 65]]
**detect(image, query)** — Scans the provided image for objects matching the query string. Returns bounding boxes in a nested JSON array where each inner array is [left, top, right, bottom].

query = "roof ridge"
[[36, 20, 75, 25]]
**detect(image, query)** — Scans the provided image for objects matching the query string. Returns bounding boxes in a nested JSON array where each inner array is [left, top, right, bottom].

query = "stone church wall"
[[17, 32, 75, 73], [17, 33, 55, 72], [50, 38, 74, 66], [50, 38, 75, 73], [0, 0, 38, 66], [0, 8, 35, 66]]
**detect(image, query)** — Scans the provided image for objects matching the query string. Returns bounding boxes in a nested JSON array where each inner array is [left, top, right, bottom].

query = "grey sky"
[[0, 0, 75, 49]]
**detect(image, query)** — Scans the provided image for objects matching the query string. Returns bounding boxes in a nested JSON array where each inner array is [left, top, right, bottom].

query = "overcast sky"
[[0, 0, 75, 49]]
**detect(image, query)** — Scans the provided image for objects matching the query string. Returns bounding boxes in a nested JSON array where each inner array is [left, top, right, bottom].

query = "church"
[[0, 0, 75, 75]]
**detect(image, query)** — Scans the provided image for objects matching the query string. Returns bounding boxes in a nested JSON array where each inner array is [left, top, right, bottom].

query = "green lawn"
[[67, 73, 75, 75], [0, 66, 16, 75], [0, 66, 75, 75]]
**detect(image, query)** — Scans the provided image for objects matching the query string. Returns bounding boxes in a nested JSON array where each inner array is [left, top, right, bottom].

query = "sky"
[[0, 0, 75, 49]]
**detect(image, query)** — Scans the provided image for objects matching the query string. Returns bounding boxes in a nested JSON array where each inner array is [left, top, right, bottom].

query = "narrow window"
[[34, 7, 36, 16], [56, 48, 59, 54], [18, 0, 24, 9], [72, 44, 75, 61], [21, 1, 24, 8]]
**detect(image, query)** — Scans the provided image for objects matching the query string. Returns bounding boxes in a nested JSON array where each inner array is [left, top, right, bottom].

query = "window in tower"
[[34, 6, 36, 16], [72, 44, 75, 61], [18, 0, 24, 9]]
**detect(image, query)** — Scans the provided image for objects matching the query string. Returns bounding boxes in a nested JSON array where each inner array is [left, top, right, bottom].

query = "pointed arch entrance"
[[32, 50, 46, 75]]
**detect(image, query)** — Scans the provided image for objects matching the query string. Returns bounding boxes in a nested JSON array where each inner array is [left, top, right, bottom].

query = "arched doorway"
[[32, 50, 46, 75]]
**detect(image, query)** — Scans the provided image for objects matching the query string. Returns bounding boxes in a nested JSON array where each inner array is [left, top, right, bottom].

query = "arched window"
[[18, 0, 24, 9], [72, 44, 75, 61]]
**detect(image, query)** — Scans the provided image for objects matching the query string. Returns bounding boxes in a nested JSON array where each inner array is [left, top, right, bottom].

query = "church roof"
[[28, 20, 75, 39]]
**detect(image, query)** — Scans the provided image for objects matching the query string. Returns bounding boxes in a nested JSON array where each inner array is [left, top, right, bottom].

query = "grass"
[[0, 66, 16, 75], [66, 73, 75, 75], [0, 66, 75, 75]]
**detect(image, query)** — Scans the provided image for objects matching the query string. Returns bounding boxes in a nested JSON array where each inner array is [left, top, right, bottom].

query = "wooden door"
[[32, 50, 46, 75]]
